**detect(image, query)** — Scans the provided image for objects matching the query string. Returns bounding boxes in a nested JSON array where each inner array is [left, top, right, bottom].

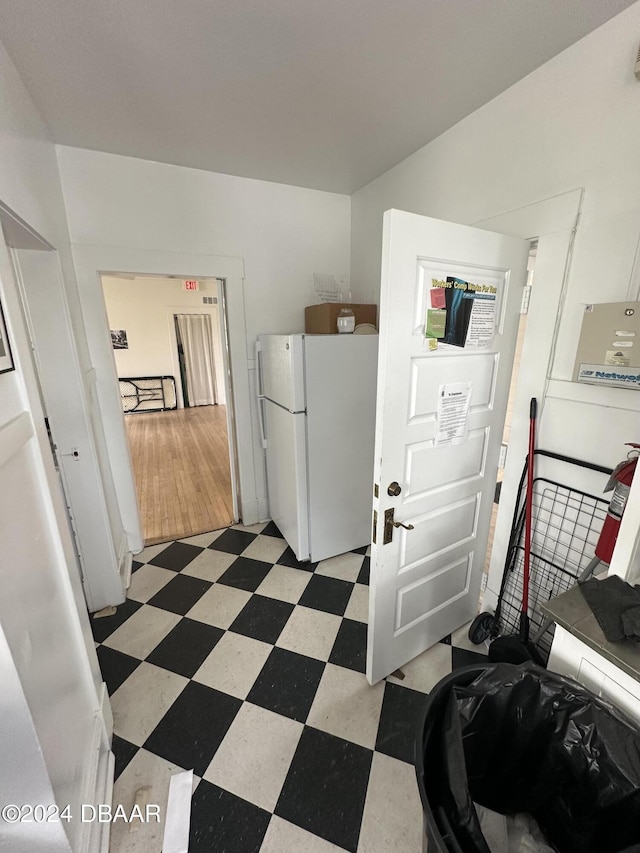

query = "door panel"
[[409, 353, 497, 422], [401, 496, 479, 571], [404, 429, 488, 499], [397, 555, 472, 629], [367, 209, 528, 684]]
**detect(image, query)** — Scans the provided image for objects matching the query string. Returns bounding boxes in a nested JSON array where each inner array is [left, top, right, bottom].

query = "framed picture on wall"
[[0, 297, 15, 374]]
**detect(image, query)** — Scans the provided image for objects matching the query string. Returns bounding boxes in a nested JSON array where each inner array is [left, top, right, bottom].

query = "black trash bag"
[[417, 663, 640, 853]]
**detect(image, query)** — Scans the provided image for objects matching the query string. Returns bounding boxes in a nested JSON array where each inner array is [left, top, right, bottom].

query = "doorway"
[[101, 273, 236, 545]]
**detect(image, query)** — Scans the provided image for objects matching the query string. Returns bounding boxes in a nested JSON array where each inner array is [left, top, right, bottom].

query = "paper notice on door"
[[435, 382, 472, 446], [425, 309, 446, 339], [427, 276, 498, 349], [430, 287, 446, 310], [465, 293, 496, 348]]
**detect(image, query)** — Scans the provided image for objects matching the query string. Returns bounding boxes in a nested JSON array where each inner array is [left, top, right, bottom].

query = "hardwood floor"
[[125, 405, 234, 545]]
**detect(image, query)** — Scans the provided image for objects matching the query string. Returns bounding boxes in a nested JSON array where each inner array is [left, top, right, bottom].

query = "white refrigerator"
[[256, 333, 378, 562]]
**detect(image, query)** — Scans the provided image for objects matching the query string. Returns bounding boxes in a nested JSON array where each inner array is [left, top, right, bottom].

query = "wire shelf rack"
[[498, 475, 609, 662]]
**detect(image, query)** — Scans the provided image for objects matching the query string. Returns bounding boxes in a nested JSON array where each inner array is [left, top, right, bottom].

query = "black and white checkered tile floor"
[[94, 522, 488, 853]]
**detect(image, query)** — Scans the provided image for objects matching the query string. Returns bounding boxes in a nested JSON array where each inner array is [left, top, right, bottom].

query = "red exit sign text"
[[184, 280, 199, 291]]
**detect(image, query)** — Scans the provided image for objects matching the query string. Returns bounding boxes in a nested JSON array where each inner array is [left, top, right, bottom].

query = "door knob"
[[387, 481, 402, 496]]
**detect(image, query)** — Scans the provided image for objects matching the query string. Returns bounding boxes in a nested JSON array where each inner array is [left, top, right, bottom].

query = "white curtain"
[[175, 314, 218, 406]]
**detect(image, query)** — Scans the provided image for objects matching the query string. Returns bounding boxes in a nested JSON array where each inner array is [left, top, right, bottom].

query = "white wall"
[[57, 148, 352, 341], [56, 147, 352, 520], [352, 2, 640, 308], [351, 3, 640, 593], [0, 39, 110, 851], [102, 275, 226, 406]]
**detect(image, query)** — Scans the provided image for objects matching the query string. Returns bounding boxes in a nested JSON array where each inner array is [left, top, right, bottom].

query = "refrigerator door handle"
[[255, 340, 264, 398], [255, 341, 268, 449], [257, 396, 268, 449]]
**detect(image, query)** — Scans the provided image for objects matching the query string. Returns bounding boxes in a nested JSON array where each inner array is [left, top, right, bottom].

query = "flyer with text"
[[425, 276, 497, 349]]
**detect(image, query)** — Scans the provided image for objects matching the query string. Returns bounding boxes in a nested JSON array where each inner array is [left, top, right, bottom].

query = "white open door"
[[367, 209, 529, 684]]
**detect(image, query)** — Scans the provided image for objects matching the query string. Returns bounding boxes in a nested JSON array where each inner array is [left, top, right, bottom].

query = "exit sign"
[[184, 280, 199, 291]]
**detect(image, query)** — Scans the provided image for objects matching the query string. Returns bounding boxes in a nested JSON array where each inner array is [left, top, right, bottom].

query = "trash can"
[[415, 663, 640, 853]]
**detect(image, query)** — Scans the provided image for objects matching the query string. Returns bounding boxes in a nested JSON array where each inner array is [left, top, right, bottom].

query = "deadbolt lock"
[[387, 481, 402, 497]]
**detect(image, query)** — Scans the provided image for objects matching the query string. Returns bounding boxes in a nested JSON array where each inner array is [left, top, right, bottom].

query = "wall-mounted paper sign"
[[435, 382, 472, 446]]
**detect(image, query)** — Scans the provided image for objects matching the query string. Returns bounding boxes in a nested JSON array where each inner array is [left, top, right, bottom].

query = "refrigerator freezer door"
[[263, 399, 310, 561], [258, 334, 305, 412], [304, 335, 378, 561]]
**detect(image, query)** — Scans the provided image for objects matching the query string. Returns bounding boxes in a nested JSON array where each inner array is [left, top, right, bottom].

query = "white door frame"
[[473, 188, 584, 609], [3, 203, 127, 612], [71, 245, 253, 551], [0, 209, 112, 853], [101, 274, 238, 523]]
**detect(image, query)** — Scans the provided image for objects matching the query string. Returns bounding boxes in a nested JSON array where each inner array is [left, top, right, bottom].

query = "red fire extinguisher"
[[595, 443, 640, 564]]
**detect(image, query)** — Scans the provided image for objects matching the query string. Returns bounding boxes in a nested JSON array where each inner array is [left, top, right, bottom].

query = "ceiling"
[[0, 0, 635, 194]]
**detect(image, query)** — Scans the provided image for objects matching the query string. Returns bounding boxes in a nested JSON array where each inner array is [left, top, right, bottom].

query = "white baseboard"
[[87, 748, 114, 853], [76, 707, 114, 853], [258, 497, 270, 523], [481, 584, 499, 613], [240, 496, 260, 527], [119, 552, 132, 591], [117, 532, 132, 591], [100, 681, 113, 740], [242, 496, 270, 525]]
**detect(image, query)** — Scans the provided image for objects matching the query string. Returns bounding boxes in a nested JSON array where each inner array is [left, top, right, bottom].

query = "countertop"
[[541, 584, 640, 684]]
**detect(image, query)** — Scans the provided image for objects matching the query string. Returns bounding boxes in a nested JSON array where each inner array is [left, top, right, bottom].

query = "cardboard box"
[[305, 303, 377, 334]]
